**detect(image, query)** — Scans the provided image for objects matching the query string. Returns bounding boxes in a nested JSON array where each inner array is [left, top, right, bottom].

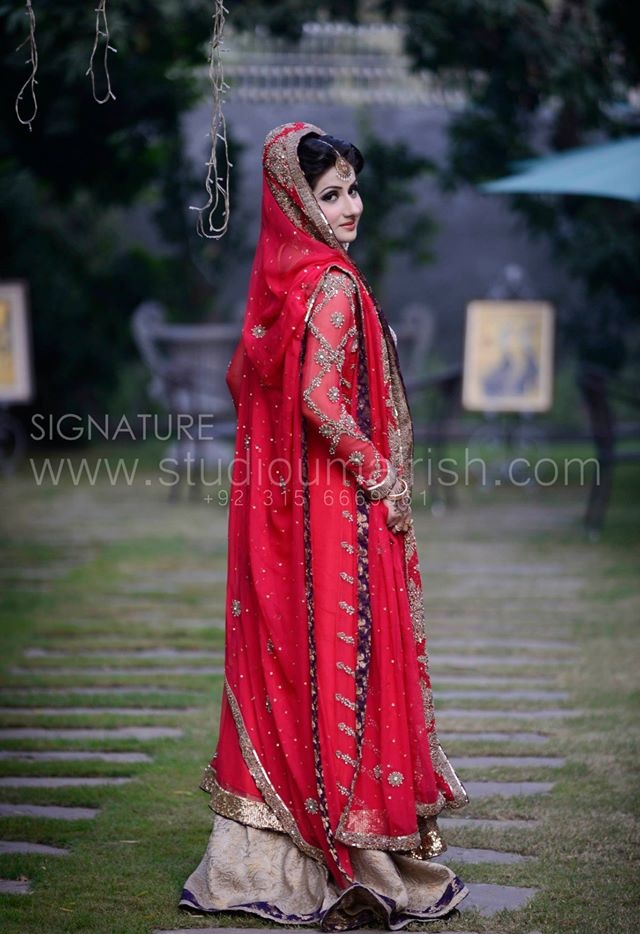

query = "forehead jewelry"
[[324, 143, 353, 181]]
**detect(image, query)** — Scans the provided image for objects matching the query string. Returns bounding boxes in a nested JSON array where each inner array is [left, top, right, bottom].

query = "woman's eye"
[[349, 185, 359, 195], [321, 192, 338, 202]]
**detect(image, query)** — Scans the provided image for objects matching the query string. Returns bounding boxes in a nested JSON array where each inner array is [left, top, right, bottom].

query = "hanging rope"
[[15, 0, 38, 131], [190, 1, 232, 239], [86, 0, 117, 104]]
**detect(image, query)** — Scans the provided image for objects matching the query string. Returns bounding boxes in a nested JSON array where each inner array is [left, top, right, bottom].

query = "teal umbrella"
[[481, 135, 640, 202]]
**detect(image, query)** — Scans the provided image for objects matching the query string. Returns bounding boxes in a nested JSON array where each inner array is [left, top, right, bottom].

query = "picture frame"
[[0, 280, 35, 403], [462, 300, 554, 412]]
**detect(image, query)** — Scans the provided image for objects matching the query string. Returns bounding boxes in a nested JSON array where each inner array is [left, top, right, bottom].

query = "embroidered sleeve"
[[301, 270, 396, 497]]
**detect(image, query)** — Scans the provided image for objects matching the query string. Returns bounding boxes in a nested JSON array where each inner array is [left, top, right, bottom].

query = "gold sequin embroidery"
[[336, 661, 355, 677], [199, 764, 283, 834], [335, 749, 357, 768], [338, 721, 356, 738], [337, 630, 355, 645]]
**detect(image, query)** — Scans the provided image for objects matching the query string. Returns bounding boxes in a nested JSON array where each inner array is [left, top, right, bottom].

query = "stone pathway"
[[0, 803, 99, 819], [0, 878, 32, 894], [0, 841, 69, 856], [9, 665, 225, 677], [0, 483, 591, 931], [0, 726, 183, 740], [0, 616, 579, 922]]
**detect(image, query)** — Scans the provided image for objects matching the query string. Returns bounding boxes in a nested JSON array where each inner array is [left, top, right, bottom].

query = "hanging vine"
[[190, 0, 232, 239], [86, 0, 117, 104], [14, 0, 38, 131], [12, 1, 231, 237]]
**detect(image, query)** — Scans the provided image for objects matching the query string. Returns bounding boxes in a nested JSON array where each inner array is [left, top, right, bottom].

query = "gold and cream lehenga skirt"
[[179, 815, 467, 931]]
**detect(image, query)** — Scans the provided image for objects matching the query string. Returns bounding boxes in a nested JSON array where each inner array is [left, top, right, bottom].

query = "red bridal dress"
[[180, 122, 469, 930]]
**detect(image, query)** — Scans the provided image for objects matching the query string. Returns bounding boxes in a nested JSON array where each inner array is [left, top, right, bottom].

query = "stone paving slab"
[[430, 653, 572, 667], [0, 726, 182, 740], [0, 564, 78, 580], [0, 803, 99, 820], [0, 878, 32, 894], [0, 841, 69, 856], [464, 780, 554, 798], [433, 674, 558, 686], [463, 882, 538, 915], [440, 731, 550, 744], [127, 614, 225, 629], [165, 618, 225, 629], [438, 708, 580, 720], [439, 845, 531, 865], [427, 560, 568, 576], [0, 686, 206, 696], [0, 750, 151, 763], [10, 666, 225, 677], [113, 582, 181, 595], [24, 647, 224, 660], [118, 570, 227, 590], [453, 755, 565, 769], [440, 817, 541, 830], [0, 776, 133, 788], [429, 637, 575, 651], [437, 689, 570, 701], [0, 706, 199, 716], [121, 569, 227, 584]]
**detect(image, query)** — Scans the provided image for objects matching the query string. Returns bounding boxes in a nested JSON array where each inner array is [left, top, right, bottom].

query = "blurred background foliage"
[[1, 0, 639, 429], [0, 0, 242, 423], [351, 116, 437, 298], [383, 0, 640, 374]]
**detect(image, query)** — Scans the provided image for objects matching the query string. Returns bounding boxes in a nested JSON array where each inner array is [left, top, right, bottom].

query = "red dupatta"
[[202, 122, 467, 888]]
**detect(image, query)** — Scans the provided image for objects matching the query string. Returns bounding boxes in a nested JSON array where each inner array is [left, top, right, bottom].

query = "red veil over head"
[[204, 122, 467, 888]]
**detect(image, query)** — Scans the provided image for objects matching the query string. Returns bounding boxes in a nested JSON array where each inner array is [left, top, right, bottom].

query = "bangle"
[[366, 465, 397, 501], [387, 478, 409, 501]]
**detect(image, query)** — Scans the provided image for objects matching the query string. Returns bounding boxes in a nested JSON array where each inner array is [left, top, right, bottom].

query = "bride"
[[179, 121, 468, 930]]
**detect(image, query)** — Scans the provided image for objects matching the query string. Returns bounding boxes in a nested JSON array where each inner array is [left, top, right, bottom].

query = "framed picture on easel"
[[462, 300, 554, 412], [0, 281, 34, 403]]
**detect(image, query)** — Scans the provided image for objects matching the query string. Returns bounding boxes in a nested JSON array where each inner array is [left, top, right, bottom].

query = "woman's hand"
[[383, 478, 413, 534]]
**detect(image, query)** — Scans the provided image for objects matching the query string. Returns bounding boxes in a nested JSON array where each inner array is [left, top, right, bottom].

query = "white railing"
[[220, 22, 462, 107]]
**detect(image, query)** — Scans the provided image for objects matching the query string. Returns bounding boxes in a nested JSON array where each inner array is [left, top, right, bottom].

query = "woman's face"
[[311, 164, 363, 245]]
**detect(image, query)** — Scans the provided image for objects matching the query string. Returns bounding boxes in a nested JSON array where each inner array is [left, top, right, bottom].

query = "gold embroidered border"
[[263, 122, 347, 254], [223, 679, 324, 862], [405, 816, 447, 860], [420, 681, 469, 810], [429, 739, 469, 809], [336, 826, 421, 852], [200, 764, 285, 833], [334, 803, 449, 858]]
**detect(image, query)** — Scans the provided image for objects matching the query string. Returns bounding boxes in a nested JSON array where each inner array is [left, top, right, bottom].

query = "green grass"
[[0, 444, 639, 933]]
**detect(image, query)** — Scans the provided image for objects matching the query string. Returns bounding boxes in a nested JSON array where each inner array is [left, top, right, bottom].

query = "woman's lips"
[[340, 221, 356, 229]]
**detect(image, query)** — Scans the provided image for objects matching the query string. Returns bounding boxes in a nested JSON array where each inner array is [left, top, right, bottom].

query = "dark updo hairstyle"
[[297, 133, 364, 190]]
